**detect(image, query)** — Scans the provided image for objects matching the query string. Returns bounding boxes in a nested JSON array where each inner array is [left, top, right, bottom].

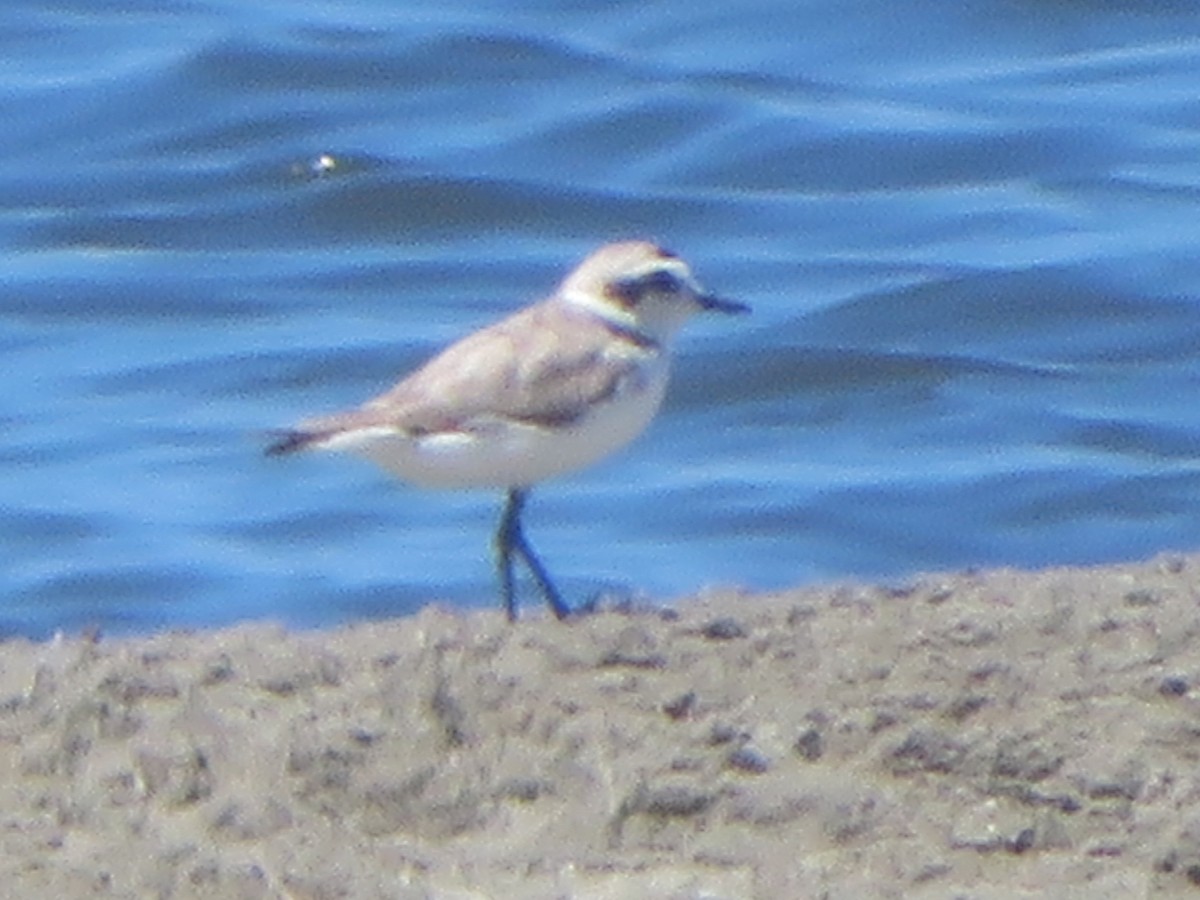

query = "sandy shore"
[[3, 553, 1200, 898]]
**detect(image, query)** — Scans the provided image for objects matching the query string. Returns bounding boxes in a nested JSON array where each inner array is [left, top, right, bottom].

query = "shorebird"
[[267, 240, 748, 620]]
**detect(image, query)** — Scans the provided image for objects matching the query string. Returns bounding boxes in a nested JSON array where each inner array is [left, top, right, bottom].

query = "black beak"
[[698, 293, 751, 315]]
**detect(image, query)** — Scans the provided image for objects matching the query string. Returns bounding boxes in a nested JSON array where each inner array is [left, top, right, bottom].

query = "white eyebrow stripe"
[[620, 257, 694, 282]]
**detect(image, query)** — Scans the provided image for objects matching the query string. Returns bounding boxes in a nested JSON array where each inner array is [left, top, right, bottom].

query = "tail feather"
[[264, 429, 320, 456]]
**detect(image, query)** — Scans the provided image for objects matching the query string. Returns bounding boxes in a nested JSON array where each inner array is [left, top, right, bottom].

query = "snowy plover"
[[267, 240, 748, 620]]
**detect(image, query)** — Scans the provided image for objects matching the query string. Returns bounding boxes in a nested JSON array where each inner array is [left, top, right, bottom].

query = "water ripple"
[[3, 0, 1200, 636]]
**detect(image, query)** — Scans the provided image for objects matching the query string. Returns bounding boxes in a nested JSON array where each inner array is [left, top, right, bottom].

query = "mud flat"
[[3, 552, 1200, 898]]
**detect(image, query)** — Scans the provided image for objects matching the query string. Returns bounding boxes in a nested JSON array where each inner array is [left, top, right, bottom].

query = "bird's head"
[[559, 241, 748, 341]]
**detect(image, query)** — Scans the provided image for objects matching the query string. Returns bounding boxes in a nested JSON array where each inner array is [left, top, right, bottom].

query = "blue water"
[[3, 0, 1200, 638]]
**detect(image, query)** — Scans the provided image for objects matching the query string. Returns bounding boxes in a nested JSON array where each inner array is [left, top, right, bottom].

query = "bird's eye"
[[609, 269, 684, 307], [640, 270, 681, 294]]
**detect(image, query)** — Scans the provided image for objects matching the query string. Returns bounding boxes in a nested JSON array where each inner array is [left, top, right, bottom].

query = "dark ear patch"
[[606, 276, 642, 308]]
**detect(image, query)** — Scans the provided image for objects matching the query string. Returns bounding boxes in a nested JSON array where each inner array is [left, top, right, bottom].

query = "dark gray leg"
[[495, 489, 521, 622], [494, 488, 569, 621]]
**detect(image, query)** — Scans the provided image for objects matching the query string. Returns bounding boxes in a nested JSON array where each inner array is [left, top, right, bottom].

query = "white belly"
[[322, 369, 670, 490]]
